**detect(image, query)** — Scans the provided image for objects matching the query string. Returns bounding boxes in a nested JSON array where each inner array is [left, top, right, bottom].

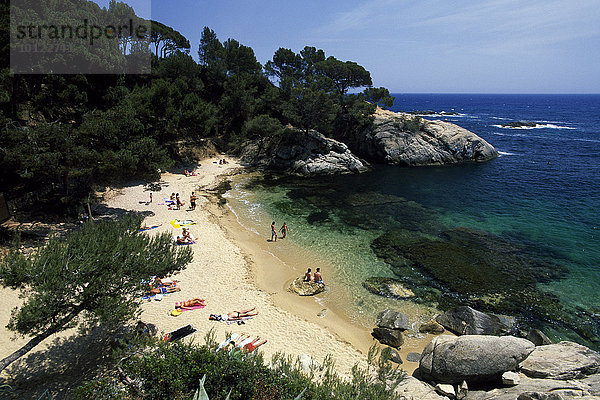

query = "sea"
[[224, 94, 600, 347]]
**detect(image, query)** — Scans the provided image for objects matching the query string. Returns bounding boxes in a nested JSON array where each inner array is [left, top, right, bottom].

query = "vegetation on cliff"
[[1, 0, 393, 215]]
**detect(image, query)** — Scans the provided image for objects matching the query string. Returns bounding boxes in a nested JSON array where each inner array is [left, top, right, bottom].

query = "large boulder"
[[377, 309, 412, 331], [466, 375, 592, 400], [347, 107, 498, 166], [241, 128, 368, 176], [436, 306, 517, 336], [521, 341, 600, 380], [393, 376, 447, 400], [288, 278, 326, 296], [371, 327, 404, 348], [419, 335, 535, 383], [363, 277, 415, 299]]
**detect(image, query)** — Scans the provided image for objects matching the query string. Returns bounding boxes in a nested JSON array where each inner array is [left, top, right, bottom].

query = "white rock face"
[[520, 341, 600, 380], [435, 383, 456, 397], [353, 108, 499, 166], [502, 371, 521, 386], [272, 129, 368, 176]]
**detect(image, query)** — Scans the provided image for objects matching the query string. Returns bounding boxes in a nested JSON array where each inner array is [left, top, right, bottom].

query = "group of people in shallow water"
[[270, 221, 288, 242], [303, 267, 323, 284]]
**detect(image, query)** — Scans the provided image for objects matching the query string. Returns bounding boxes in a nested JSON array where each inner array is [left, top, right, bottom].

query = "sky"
[[93, 0, 600, 93]]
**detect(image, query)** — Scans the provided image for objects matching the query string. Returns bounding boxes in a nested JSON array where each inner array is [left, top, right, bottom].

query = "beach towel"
[[179, 304, 205, 311], [139, 225, 160, 232], [164, 324, 196, 342], [170, 219, 196, 228], [226, 315, 254, 325], [217, 333, 240, 351], [176, 241, 196, 246]]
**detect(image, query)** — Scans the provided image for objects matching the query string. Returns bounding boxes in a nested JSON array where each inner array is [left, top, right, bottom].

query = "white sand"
[[102, 157, 370, 375], [1, 155, 436, 387]]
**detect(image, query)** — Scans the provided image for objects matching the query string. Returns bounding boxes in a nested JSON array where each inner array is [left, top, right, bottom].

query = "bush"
[[73, 330, 405, 400]]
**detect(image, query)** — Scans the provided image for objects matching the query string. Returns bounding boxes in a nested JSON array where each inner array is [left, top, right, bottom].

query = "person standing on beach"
[[176, 193, 181, 210], [270, 221, 277, 242], [149, 193, 153, 203], [279, 222, 288, 239], [190, 192, 197, 210]]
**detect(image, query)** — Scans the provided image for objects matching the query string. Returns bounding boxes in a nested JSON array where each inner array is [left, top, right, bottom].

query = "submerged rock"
[[527, 329, 554, 346], [369, 226, 590, 343], [419, 335, 535, 384], [363, 277, 415, 299], [289, 278, 326, 296], [419, 320, 446, 334]]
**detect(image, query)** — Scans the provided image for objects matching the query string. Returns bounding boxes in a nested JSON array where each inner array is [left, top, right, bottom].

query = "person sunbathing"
[[149, 286, 181, 295], [242, 337, 267, 353], [175, 298, 206, 310], [182, 228, 193, 241], [209, 307, 258, 322], [226, 307, 258, 321]]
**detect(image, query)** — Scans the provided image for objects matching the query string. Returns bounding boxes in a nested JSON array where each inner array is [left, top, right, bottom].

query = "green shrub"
[[73, 331, 405, 400]]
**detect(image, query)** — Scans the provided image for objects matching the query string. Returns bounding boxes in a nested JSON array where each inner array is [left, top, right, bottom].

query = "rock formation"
[[419, 335, 535, 383], [241, 128, 368, 176], [346, 108, 499, 166], [520, 342, 600, 380], [288, 277, 326, 296], [241, 107, 499, 175], [436, 306, 517, 336]]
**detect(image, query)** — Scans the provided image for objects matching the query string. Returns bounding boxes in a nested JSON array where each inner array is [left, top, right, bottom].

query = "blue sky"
[[93, 0, 600, 93]]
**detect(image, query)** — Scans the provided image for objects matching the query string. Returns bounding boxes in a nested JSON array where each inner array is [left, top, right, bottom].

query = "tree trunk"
[[0, 307, 83, 373]]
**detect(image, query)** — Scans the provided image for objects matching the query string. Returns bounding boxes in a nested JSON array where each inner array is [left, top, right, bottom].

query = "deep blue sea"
[[226, 94, 600, 346]]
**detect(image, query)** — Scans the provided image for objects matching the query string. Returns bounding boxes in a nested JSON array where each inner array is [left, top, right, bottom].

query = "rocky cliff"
[[346, 108, 499, 166], [240, 128, 368, 176], [240, 108, 498, 176]]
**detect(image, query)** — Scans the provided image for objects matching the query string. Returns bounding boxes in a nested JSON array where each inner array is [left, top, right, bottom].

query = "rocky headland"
[[240, 107, 498, 176]]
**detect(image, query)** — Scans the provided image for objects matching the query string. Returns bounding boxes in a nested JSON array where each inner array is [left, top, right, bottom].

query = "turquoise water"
[[225, 94, 600, 346]]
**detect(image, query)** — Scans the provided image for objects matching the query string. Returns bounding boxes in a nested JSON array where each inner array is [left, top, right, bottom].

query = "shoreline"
[[0, 155, 432, 387], [211, 176, 434, 372]]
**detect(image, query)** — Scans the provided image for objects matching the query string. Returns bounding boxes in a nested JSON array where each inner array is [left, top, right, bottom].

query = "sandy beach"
[[0, 155, 433, 391]]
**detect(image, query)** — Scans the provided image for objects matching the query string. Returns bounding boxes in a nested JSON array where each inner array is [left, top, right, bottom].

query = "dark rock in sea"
[[343, 108, 498, 166], [372, 327, 404, 348], [419, 335, 535, 384], [240, 128, 368, 176], [419, 320, 446, 334], [436, 306, 517, 336], [363, 277, 415, 299], [527, 329, 554, 346], [370, 226, 583, 342], [306, 210, 330, 225], [521, 341, 600, 380], [288, 278, 326, 296], [377, 309, 412, 331], [501, 121, 538, 128]]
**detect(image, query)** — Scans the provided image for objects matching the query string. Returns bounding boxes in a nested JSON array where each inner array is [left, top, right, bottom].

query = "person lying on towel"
[[175, 298, 206, 310], [209, 307, 258, 321]]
